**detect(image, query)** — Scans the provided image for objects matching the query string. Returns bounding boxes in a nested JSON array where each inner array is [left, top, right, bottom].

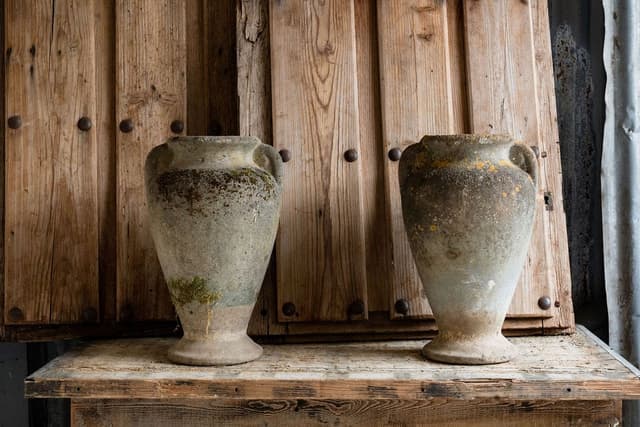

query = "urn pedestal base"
[[422, 333, 517, 365], [168, 334, 263, 366], [168, 304, 262, 366]]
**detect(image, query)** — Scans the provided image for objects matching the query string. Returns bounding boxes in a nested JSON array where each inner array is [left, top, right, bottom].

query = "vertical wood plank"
[[186, 0, 238, 136], [4, 0, 99, 324], [237, 0, 276, 335], [95, 0, 116, 322], [355, 0, 390, 312], [377, 0, 462, 318], [463, 0, 550, 317], [530, 0, 574, 329], [116, 0, 186, 321], [270, 0, 368, 321], [0, 0, 5, 330]]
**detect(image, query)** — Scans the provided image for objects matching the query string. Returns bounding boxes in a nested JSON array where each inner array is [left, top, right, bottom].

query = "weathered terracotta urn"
[[145, 136, 282, 366], [399, 134, 537, 364]]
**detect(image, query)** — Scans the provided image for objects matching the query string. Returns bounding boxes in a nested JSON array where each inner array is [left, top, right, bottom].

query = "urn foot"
[[422, 333, 517, 365], [168, 334, 263, 366]]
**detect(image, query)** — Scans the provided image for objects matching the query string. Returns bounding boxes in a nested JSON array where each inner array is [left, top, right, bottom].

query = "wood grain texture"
[[377, 0, 461, 318], [186, 0, 238, 136], [70, 398, 621, 427], [115, 0, 186, 322], [462, 0, 571, 322], [0, 0, 5, 331], [529, 0, 574, 331], [238, 0, 553, 337], [237, 0, 276, 337], [4, 0, 99, 324], [270, 0, 368, 322], [25, 327, 640, 401], [261, 311, 545, 338]]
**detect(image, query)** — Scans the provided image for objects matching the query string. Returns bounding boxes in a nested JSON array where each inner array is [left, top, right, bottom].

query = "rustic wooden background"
[[0, 0, 574, 342]]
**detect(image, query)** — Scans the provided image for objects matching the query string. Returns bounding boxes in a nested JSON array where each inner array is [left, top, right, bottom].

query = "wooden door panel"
[[4, 0, 99, 324]]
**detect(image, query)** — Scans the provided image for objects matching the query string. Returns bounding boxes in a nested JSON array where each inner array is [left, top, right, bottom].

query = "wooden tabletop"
[[25, 326, 640, 401]]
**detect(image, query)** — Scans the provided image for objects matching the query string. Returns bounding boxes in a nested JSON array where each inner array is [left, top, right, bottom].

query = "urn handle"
[[510, 143, 538, 188], [253, 143, 284, 185]]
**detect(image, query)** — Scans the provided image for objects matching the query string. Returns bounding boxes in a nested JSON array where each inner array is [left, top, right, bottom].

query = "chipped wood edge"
[[24, 376, 640, 401], [577, 325, 640, 378]]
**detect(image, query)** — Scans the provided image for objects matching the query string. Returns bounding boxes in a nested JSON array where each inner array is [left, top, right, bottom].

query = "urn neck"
[[146, 136, 283, 186], [162, 136, 261, 170], [417, 134, 514, 163]]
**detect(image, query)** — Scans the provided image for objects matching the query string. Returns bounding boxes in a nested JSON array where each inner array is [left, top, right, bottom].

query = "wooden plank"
[[355, 0, 391, 312], [0, 318, 544, 343], [4, 0, 99, 324], [262, 310, 545, 338], [270, 0, 368, 321], [377, 0, 462, 318], [0, 0, 5, 333], [25, 328, 640, 401], [462, 0, 556, 318], [530, 0, 574, 331], [237, 0, 275, 336], [70, 398, 621, 427], [115, 0, 186, 322], [95, 0, 117, 323], [186, 0, 238, 136]]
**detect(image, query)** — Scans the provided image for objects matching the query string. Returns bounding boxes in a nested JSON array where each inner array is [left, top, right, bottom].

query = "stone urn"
[[145, 136, 282, 366], [399, 134, 537, 364]]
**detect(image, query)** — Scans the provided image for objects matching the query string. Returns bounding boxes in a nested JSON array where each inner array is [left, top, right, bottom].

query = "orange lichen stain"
[[429, 224, 438, 232], [502, 192, 508, 197], [431, 159, 450, 168], [475, 161, 486, 170], [499, 159, 510, 167], [488, 164, 497, 173], [515, 185, 521, 193]]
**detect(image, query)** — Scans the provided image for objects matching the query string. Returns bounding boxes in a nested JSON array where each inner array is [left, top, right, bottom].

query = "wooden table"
[[25, 326, 640, 426]]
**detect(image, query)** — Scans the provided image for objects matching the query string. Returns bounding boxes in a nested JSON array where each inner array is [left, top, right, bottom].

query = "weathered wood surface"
[[70, 398, 621, 427], [95, 0, 117, 324], [355, 0, 391, 312], [115, 0, 186, 322], [529, 0, 574, 331], [237, 0, 276, 337], [4, 0, 99, 324], [270, 0, 368, 322], [1, 0, 574, 340], [186, 0, 238, 136], [0, 0, 6, 330], [25, 326, 640, 401]]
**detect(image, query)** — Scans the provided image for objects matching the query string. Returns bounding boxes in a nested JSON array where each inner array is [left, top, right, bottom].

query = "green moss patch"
[[167, 276, 221, 306]]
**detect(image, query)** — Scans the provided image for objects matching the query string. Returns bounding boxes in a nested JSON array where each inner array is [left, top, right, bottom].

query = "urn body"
[[399, 134, 537, 364], [145, 136, 282, 365]]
